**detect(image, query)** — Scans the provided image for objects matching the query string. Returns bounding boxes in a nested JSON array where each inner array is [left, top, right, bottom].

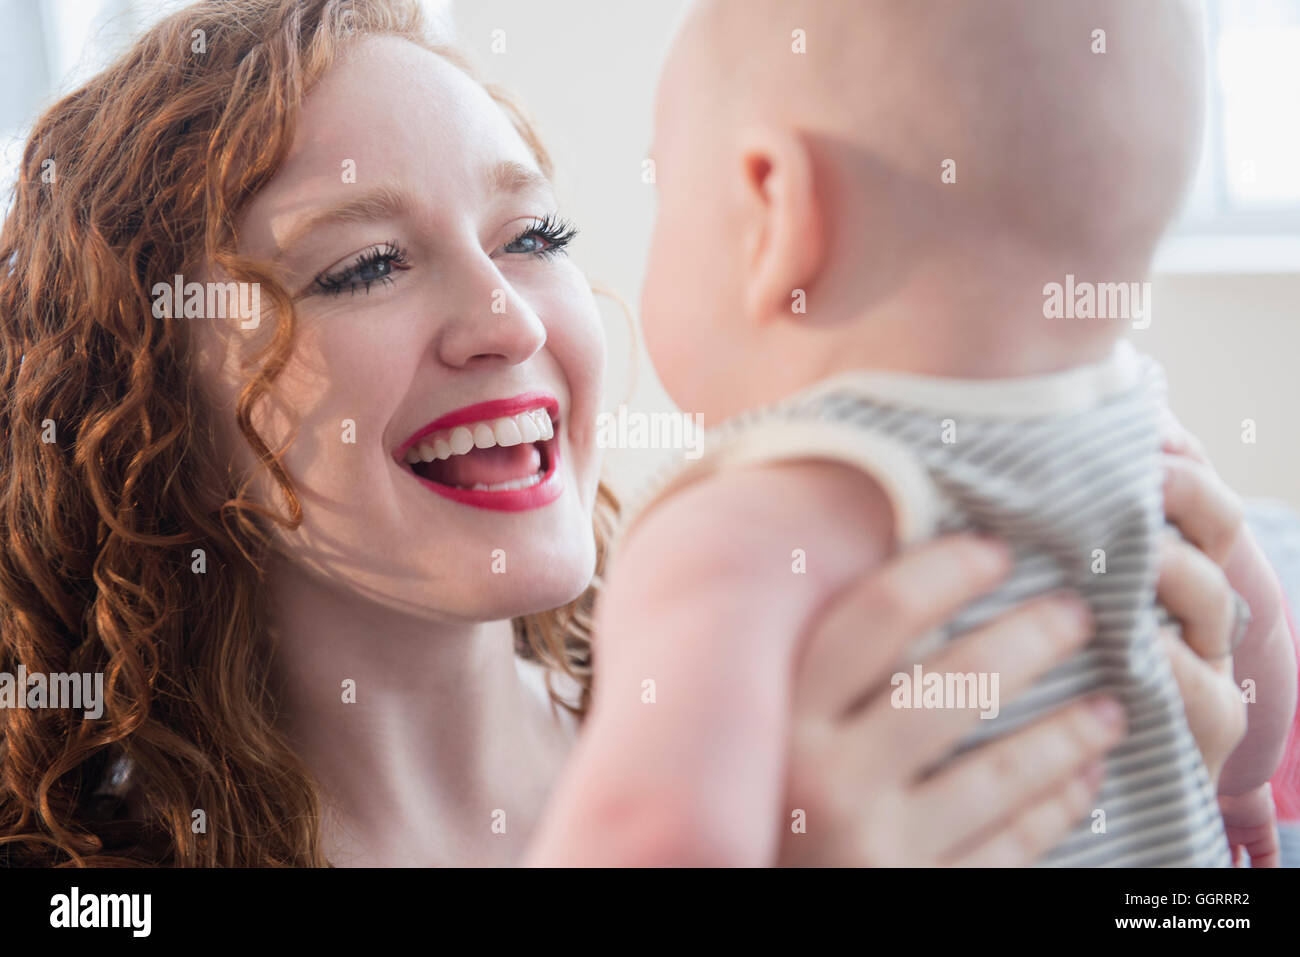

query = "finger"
[[1156, 537, 1238, 672], [1163, 456, 1245, 567], [1245, 829, 1282, 868], [925, 593, 1092, 706], [945, 761, 1105, 866], [1159, 631, 1245, 784], [911, 697, 1124, 858], [858, 593, 1094, 771], [1220, 789, 1282, 868], [794, 535, 1012, 719], [1160, 413, 1211, 465]]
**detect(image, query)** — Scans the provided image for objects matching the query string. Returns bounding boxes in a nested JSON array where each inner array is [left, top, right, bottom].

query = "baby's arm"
[[1163, 425, 1297, 790], [1162, 419, 1297, 862], [1218, 529, 1297, 795], [1211, 529, 1297, 863], [525, 461, 894, 866]]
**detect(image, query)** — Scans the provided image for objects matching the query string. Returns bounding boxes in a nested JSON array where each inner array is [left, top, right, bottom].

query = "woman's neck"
[[264, 552, 575, 865]]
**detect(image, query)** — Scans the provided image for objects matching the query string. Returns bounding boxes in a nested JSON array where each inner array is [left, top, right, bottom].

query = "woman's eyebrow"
[[488, 160, 552, 197], [274, 183, 413, 260], [274, 165, 551, 260]]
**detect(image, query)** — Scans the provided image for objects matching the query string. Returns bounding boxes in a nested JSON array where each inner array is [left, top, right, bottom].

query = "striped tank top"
[[621, 339, 1229, 866]]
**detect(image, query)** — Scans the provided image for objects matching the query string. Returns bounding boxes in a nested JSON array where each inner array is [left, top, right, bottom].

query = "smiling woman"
[[202, 31, 610, 624], [0, 0, 615, 866]]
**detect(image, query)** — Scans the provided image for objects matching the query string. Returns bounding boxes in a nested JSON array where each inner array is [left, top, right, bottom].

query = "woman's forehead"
[[293, 35, 542, 186], [240, 36, 548, 250]]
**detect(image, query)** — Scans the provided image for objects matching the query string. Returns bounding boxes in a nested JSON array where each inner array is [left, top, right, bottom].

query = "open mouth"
[[394, 394, 564, 511]]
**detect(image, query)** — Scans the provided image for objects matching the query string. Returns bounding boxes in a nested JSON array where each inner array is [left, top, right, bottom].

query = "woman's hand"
[[780, 472, 1259, 867], [1153, 535, 1246, 789], [780, 536, 1123, 866], [1161, 419, 1286, 867]]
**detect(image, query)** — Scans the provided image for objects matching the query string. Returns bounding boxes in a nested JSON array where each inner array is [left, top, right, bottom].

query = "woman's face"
[[193, 36, 605, 623]]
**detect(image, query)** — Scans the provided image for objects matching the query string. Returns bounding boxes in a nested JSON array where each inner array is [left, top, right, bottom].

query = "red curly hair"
[[0, 0, 616, 866]]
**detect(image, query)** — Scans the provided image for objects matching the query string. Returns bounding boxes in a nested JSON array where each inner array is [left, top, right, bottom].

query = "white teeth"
[[462, 471, 543, 493], [402, 406, 556, 465], [448, 426, 474, 455], [494, 417, 523, 447], [401, 406, 555, 493]]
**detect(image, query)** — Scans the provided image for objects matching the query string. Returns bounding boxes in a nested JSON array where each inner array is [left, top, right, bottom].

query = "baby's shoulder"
[[612, 458, 896, 597]]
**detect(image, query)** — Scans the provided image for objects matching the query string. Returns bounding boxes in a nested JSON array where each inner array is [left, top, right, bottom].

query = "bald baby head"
[[675, 0, 1205, 271]]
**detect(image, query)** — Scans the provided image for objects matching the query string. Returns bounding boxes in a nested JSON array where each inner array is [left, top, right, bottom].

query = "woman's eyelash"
[[505, 215, 578, 257], [313, 241, 409, 296], [310, 217, 576, 297]]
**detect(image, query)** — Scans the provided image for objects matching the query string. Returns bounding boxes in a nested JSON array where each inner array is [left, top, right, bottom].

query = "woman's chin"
[[501, 561, 598, 619], [436, 549, 598, 623]]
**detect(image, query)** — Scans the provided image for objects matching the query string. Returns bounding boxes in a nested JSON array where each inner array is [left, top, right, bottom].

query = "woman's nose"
[[434, 270, 547, 369]]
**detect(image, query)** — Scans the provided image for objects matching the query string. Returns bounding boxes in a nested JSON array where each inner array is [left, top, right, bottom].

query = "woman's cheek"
[[539, 269, 605, 423]]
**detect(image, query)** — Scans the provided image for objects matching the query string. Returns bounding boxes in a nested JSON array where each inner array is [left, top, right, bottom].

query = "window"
[[1156, 0, 1300, 272]]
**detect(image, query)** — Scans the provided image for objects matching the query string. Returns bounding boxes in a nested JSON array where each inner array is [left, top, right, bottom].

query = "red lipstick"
[[395, 391, 563, 513]]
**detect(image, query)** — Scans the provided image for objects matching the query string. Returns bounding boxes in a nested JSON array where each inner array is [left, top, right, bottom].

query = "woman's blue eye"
[[505, 234, 547, 254], [314, 241, 409, 296], [311, 219, 577, 297], [503, 215, 578, 258], [356, 258, 393, 281]]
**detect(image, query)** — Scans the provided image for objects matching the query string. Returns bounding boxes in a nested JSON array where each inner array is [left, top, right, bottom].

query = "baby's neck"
[[837, 316, 1123, 381], [803, 273, 1145, 384]]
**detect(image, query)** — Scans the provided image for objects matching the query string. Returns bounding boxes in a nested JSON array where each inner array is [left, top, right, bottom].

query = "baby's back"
[[693, 340, 1228, 865]]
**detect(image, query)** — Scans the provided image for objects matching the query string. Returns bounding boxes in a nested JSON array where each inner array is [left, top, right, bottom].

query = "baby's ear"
[[736, 125, 825, 325]]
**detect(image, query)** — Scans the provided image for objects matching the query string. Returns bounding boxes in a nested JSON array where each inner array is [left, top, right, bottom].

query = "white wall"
[[449, 0, 1299, 513], [1143, 274, 1299, 512]]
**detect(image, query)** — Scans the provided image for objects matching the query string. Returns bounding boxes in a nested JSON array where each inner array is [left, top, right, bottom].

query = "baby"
[[547, 0, 1297, 864]]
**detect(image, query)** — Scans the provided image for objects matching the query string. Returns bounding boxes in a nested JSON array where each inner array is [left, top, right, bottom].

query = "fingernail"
[[1081, 760, 1105, 788], [1088, 697, 1124, 731], [1052, 596, 1092, 637], [972, 536, 1011, 572]]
